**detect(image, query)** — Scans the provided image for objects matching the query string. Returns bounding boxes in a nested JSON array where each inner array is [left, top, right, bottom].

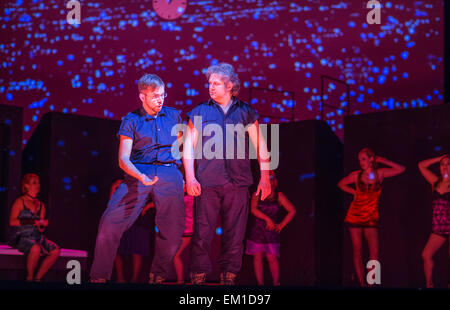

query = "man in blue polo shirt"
[[90, 74, 185, 283], [184, 63, 271, 285]]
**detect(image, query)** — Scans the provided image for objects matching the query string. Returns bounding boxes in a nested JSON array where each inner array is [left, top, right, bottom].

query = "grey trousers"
[[90, 164, 185, 280]]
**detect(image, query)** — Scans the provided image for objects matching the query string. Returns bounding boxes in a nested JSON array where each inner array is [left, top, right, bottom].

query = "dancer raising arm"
[[418, 154, 450, 288], [338, 148, 405, 287]]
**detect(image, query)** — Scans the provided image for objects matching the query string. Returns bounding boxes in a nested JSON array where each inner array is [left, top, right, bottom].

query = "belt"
[[151, 161, 177, 167]]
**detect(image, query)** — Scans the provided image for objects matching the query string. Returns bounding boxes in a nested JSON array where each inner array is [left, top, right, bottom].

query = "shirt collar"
[[139, 106, 166, 119], [208, 96, 240, 108]]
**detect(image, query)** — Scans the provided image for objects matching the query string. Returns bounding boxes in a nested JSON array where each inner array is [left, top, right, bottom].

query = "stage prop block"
[[0, 105, 23, 243], [0, 244, 88, 282], [22, 112, 124, 275], [240, 120, 343, 286]]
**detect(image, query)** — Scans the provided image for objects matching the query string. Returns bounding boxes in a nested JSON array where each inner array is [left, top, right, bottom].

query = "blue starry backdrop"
[[0, 0, 444, 143]]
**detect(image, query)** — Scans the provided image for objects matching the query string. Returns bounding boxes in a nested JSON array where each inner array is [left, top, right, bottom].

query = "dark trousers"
[[90, 164, 185, 280], [190, 182, 249, 275]]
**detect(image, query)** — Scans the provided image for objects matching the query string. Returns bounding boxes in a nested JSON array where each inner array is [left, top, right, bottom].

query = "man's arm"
[[182, 120, 201, 196], [247, 120, 271, 200], [118, 136, 158, 186]]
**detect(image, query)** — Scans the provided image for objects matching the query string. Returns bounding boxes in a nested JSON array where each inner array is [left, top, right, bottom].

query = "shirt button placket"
[[155, 118, 159, 162]]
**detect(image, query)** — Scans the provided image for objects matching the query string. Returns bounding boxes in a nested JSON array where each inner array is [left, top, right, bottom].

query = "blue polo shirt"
[[186, 97, 259, 188], [117, 106, 182, 165]]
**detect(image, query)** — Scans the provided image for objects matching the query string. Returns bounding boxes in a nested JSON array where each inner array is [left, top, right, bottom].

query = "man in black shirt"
[[184, 63, 271, 285]]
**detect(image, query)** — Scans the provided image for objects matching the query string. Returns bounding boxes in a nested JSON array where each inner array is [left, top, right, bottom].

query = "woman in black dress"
[[8, 173, 60, 281], [418, 154, 450, 288], [245, 171, 296, 286]]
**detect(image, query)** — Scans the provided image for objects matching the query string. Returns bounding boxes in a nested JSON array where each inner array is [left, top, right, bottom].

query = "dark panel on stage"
[[0, 125, 8, 241], [0, 105, 23, 243], [240, 120, 343, 286], [22, 112, 124, 271], [445, 0, 449, 103], [344, 104, 450, 288], [21, 112, 225, 283]]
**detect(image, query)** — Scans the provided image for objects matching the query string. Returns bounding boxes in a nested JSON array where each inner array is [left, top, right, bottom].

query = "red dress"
[[345, 173, 382, 227]]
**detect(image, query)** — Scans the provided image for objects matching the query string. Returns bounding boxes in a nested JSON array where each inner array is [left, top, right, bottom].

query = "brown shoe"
[[190, 272, 206, 285], [149, 273, 165, 284], [220, 272, 236, 285]]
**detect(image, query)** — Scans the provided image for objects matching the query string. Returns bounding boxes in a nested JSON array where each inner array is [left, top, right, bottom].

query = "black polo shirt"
[[117, 106, 182, 165], [186, 97, 259, 188]]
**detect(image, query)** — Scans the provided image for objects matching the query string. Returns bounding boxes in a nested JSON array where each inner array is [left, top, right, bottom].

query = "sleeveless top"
[[430, 183, 450, 235], [246, 191, 281, 257], [345, 170, 382, 227], [247, 191, 280, 244], [18, 198, 42, 226], [7, 197, 58, 255]]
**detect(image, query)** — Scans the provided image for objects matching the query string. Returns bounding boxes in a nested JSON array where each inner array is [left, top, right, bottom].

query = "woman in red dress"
[[338, 148, 405, 287]]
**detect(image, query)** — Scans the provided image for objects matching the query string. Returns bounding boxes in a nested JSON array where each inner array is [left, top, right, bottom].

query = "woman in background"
[[245, 171, 296, 286], [418, 154, 450, 288], [338, 148, 405, 287], [8, 173, 60, 281]]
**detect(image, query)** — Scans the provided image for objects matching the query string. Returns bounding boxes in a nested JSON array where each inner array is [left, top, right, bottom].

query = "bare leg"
[[26, 244, 41, 281], [422, 233, 446, 288], [253, 252, 264, 285], [364, 228, 379, 286], [266, 253, 280, 286], [349, 227, 366, 287], [131, 254, 143, 283], [363, 228, 379, 261], [173, 237, 191, 284], [114, 254, 126, 283], [35, 247, 60, 281]]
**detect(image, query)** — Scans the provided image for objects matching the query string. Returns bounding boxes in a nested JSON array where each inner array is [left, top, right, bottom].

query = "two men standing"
[[90, 63, 271, 285]]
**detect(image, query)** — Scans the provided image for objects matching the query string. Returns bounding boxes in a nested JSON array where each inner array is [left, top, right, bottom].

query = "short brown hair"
[[22, 173, 39, 194], [206, 63, 240, 96], [138, 74, 164, 93]]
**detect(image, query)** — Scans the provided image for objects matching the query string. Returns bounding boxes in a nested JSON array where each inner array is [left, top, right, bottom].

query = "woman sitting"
[[8, 173, 60, 282]]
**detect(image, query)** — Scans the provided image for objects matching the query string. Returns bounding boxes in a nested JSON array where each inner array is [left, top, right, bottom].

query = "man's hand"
[[255, 175, 271, 200], [140, 174, 159, 186], [186, 178, 202, 196]]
